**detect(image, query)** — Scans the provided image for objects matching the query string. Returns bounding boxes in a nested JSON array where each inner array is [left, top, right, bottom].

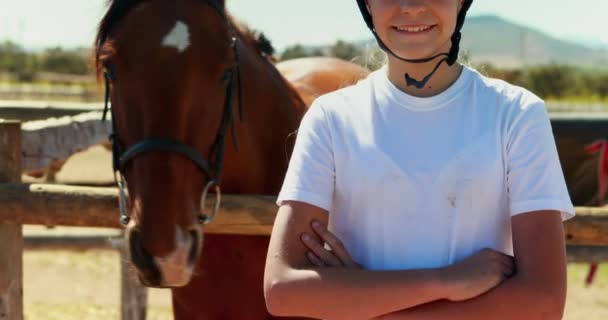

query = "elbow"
[[539, 290, 566, 320], [264, 272, 348, 320], [532, 300, 564, 320], [526, 283, 566, 320], [265, 271, 304, 317], [264, 276, 289, 316]]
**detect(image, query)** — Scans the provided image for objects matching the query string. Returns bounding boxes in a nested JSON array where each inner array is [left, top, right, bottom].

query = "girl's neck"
[[386, 57, 463, 98]]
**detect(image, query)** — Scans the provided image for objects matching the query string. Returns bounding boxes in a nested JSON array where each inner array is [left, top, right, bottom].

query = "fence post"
[[120, 240, 148, 320], [0, 121, 23, 320]]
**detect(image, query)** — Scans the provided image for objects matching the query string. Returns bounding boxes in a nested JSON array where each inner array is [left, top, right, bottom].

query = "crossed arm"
[[378, 207, 567, 320], [263, 201, 567, 320]]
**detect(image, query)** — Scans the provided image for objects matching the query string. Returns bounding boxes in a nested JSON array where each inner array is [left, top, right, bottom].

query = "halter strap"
[[100, 1, 242, 225]]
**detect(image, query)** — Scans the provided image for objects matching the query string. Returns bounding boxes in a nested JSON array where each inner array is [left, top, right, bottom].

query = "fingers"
[[487, 249, 516, 279], [300, 220, 361, 269], [301, 233, 343, 267], [492, 250, 516, 278], [476, 248, 515, 280], [501, 256, 516, 278], [307, 251, 326, 267], [311, 220, 360, 268]]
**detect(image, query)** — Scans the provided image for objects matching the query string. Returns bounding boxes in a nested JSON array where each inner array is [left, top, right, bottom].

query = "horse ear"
[[207, 0, 227, 15]]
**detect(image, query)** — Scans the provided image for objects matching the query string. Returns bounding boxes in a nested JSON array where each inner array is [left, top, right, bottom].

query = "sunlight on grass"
[[25, 303, 173, 320], [22, 247, 608, 319]]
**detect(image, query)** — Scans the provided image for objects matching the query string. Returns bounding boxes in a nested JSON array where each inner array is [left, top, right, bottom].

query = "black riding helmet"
[[356, 0, 473, 89]]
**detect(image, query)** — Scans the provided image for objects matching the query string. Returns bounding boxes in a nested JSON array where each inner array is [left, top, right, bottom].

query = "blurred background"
[[0, 0, 606, 319], [0, 0, 606, 106]]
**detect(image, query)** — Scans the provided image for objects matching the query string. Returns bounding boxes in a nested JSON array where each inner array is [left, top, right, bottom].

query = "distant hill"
[[461, 15, 608, 68], [283, 15, 608, 69]]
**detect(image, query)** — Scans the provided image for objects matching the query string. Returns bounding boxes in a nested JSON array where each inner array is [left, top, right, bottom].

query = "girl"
[[264, 1, 575, 319]]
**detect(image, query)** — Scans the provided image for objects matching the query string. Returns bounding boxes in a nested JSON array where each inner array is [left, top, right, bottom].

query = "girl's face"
[[366, 0, 463, 60]]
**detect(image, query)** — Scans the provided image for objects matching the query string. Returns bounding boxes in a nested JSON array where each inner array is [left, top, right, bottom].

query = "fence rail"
[[2, 114, 608, 320]]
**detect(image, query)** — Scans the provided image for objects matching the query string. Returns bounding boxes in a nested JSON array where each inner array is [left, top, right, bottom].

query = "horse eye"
[[103, 63, 117, 81]]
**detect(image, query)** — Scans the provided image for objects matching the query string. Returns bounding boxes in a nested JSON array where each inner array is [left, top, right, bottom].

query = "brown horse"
[[278, 56, 370, 106], [557, 138, 603, 206], [95, 0, 367, 318]]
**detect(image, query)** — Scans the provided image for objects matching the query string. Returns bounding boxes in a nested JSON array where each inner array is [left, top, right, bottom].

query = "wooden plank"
[[23, 235, 120, 251], [0, 183, 607, 242], [0, 184, 120, 228], [567, 245, 608, 263], [0, 101, 102, 122], [21, 111, 111, 171], [550, 112, 608, 143], [10, 110, 607, 175], [564, 207, 608, 245], [0, 183, 276, 235], [0, 121, 23, 320]]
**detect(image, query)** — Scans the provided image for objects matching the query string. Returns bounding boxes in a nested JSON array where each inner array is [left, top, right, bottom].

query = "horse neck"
[[221, 35, 306, 194], [239, 41, 306, 123]]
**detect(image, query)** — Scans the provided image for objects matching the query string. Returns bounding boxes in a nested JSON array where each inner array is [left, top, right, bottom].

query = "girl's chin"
[[386, 46, 443, 61]]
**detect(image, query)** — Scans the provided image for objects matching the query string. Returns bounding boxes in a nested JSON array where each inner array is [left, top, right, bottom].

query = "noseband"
[[101, 1, 243, 226]]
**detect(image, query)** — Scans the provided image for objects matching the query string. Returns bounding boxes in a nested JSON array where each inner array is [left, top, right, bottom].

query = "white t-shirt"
[[277, 65, 575, 271]]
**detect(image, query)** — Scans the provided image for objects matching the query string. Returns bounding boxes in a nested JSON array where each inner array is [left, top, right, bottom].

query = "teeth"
[[396, 25, 432, 33]]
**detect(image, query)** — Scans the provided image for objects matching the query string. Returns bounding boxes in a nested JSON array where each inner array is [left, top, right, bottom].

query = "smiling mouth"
[[392, 25, 437, 34]]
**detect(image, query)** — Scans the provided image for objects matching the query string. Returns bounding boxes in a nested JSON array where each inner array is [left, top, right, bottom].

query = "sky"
[[0, 0, 606, 51]]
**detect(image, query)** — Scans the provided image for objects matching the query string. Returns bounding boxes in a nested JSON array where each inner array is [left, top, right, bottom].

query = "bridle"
[[100, 0, 243, 226]]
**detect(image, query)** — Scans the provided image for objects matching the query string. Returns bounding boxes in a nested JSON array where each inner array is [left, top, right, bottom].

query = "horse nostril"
[[128, 230, 161, 283], [188, 229, 202, 265]]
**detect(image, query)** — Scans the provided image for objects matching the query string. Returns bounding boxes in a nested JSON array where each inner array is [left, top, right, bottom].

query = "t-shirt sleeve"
[[506, 101, 575, 220], [276, 101, 335, 212]]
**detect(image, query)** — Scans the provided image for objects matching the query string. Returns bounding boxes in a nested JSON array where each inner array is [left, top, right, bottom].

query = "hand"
[[300, 220, 361, 269], [441, 248, 516, 301]]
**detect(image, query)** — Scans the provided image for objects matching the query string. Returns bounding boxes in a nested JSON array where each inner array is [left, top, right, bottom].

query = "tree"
[[281, 44, 310, 60], [521, 65, 575, 99], [596, 73, 608, 99], [40, 47, 89, 75], [329, 40, 362, 62], [0, 41, 27, 74]]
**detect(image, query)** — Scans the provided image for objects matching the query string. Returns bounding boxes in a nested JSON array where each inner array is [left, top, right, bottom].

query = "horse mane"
[[230, 18, 276, 62], [94, 0, 135, 66], [94, 0, 277, 78]]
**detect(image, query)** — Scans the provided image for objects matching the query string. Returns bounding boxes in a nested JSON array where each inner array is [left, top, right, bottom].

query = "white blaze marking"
[[162, 21, 191, 53], [154, 227, 194, 286]]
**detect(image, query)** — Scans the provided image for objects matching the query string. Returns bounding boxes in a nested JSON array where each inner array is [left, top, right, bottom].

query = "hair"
[[230, 16, 276, 61]]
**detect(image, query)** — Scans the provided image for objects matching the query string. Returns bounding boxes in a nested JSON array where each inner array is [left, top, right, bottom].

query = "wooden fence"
[[1, 120, 608, 320]]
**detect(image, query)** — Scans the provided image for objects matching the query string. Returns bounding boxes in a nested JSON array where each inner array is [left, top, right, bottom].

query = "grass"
[[569, 263, 608, 285], [21, 248, 608, 320], [25, 303, 173, 320], [564, 263, 608, 320], [23, 249, 174, 320]]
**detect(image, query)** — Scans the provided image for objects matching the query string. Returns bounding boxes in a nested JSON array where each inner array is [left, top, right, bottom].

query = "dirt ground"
[[24, 246, 173, 320], [21, 235, 608, 320], [19, 144, 608, 319]]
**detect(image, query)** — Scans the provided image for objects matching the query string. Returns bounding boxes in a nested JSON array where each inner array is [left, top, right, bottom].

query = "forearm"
[[380, 274, 564, 320], [265, 266, 447, 320]]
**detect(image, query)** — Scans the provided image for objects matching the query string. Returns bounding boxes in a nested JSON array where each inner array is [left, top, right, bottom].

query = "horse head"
[[94, 0, 299, 288]]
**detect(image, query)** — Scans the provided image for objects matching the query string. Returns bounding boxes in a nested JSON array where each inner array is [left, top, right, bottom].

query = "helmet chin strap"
[[371, 28, 458, 89], [405, 57, 449, 89]]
